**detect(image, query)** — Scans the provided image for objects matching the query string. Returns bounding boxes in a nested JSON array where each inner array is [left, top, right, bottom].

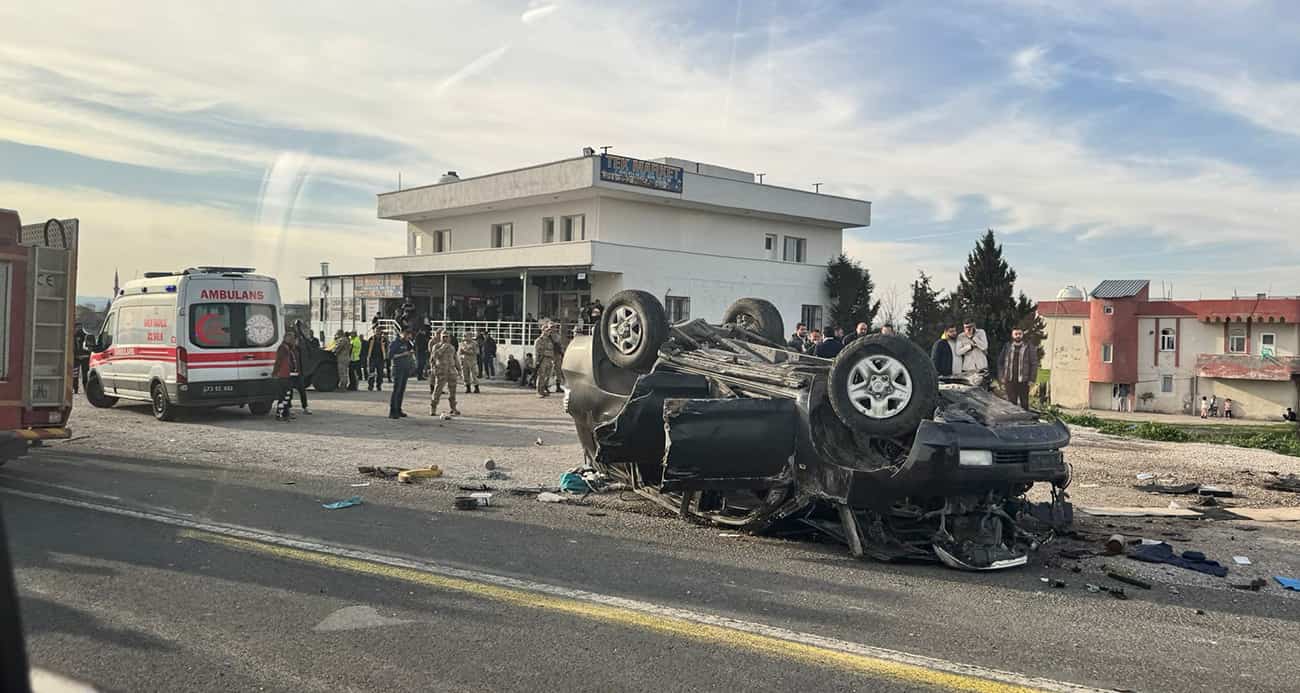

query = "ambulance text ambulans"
[[86, 267, 284, 420]]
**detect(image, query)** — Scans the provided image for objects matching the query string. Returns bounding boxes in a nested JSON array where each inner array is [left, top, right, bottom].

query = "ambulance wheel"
[[248, 400, 273, 416], [85, 375, 118, 408], [151, 382, 177, 422], [312, 365, 339, 392]]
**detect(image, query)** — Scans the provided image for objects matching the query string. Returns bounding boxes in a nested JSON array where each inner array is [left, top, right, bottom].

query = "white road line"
[[0, 478, 122, 502], [1, 487, 1109, 693]]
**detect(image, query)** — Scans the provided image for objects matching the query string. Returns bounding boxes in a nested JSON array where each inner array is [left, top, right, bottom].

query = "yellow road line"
[[183, 529, 1038, 692]]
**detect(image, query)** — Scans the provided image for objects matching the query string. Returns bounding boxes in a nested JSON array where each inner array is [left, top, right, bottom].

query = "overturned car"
[[562, 290, 1073, 571]]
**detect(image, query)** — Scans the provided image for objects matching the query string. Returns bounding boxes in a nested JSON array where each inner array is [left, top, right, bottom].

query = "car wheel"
[[247, 400, 273, 416], [151, 382, 177, 422], [312, 363, 339, 392], [85, 375, 118, 408], [721, 298, 785, 345], [600, 290, 668, 371], [828, 334, 937, 437]]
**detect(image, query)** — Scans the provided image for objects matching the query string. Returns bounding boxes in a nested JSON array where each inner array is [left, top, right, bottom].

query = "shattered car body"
[[563, 291, 1073, 571]]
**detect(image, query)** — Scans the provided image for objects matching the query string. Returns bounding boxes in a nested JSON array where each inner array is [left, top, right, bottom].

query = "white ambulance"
[[86, 267, 284, 420]]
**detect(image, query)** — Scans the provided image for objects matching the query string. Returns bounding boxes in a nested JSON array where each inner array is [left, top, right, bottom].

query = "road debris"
[[537, 492, 565, 503], [1274, 576, 1300, 591], [1136, 472, 1156, 481], [1223, 507, 1300, 522], [1135, 482, 1200, 495], [1230, 578, 1267, 591], [1197, 485, 1233, 498], [398, 466, 443, 484], [535, 437, 544, 446], [560, 471, 591, 494], [358, 466, 405, 479], [322, 496, 363, 510], [1129, 543, 1228, 577], [469, 492, 493, 506], [1263, 474, 1300, 493], [350, 482, 370, 487], [1107, 571, 1153, 590], [486, 470, 511, 481], [1104, 534, 1126, 555], [1079, 506, 1202, 518], [484, 458, 496, 471], [453, 496, 478, 510], [1232, 555, 1252, 566]]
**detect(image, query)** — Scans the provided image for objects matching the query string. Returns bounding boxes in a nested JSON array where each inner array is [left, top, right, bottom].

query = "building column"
[[442, 274, 449, 323]]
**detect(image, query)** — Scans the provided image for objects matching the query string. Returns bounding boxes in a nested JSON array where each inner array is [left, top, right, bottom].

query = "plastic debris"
[[453, 496, 477, 510], [322, 496, 363, 510], [1233, 555, 1252, 565], [719, 532, 742, 538], [537, 492, 565, 503], [1136, 473, 1156, 481], [535, 437, 544, 446], [1275, 576, 1300, 591], [469, 492, 493, 506], [560, 472, 591, 494], [398, 466, 443, 484], [358, 466, 405, 479], [350, 482, 371, 487]]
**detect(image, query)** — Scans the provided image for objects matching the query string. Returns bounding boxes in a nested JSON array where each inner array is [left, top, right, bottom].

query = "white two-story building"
[[308, 151, 871, 357]]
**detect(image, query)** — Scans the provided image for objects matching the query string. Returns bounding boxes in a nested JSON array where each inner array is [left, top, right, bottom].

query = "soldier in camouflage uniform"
[[533, 323, 557, 398], [332, 331, 351, 392], [429, 331, 461, 416], [458, 333, 480, 394]]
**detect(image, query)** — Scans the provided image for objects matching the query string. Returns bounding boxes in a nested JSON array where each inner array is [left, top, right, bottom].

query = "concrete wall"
[[1042, 315, 1090, 408], [1198, 379, 1298, 419], [374, 242, 595, 274], [379, 158, 594, 220], [595, 197, 842, 265], [589, 242, 827, 333], [405, 199, 598, 255]]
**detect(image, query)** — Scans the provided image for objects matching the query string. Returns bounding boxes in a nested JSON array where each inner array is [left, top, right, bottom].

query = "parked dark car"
[[562, 290, 1072, 571]]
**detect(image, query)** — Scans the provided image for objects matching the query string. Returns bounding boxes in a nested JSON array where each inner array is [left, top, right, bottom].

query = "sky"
[[2, 0, 1298, 307]]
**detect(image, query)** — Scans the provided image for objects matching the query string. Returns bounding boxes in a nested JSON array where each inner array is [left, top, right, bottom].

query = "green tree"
[[1014, 292, 1047, 359], [904, 271, 948, 349], [951, 230, 1027, 375], [824, 254, 880, 331]]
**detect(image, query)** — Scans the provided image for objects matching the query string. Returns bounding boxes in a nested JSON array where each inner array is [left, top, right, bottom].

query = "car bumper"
[[844, 419, 1071, 507], [173, 379, 283, 406]]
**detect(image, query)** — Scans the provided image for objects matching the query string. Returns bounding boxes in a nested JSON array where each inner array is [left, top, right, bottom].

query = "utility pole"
[[756, 173, 765, 184], [600, 146, 613, 155], [812, 182, 823, 193]]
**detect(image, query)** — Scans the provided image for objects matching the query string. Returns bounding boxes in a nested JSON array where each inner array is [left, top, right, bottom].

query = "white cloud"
[[1143, 69, 1300, 139], [1010, 44, 1060, 89], [521, 3, 560, 24]]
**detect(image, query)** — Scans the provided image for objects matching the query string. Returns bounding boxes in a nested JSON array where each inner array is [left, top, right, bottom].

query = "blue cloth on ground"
[[1275, 576, 1300, 591], [1129, 542, 1228, 577]]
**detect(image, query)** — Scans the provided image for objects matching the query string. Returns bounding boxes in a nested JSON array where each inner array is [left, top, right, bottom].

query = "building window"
[[542, 217, 555, 243], [491, 223, 513, 248], [764, 234, 777, 260], [1161, 375, 1174, 393], [1071, 325, 1082, 336], [434, 230, 450, 253], [783, 236, 806, 263], [1228, 328, 1247, 354], [1103, 305, 1114, 315], [413, 231, 429, 255], [1102, 343, 1113, 363], [666, 296, 690, 323], [1159, 328, 1175, 352], [1260, 332, 1276, 357], [801, 304, 823, 331], [561, 214, 585, 241]]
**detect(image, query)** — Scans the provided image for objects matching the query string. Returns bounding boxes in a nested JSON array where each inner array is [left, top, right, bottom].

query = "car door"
[[91, 311, 117, 392]]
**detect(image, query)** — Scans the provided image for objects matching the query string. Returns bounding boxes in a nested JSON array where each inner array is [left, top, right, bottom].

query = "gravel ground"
[[52, 385, 1300, 597], [57, 378, 583, 488]]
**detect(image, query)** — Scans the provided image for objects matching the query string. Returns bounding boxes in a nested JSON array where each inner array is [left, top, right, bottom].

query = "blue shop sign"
[[599, 154, 684, 193]]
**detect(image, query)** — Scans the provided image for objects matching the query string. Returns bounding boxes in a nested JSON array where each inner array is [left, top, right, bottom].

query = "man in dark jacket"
[[998, 328, 1040, 409], [843, 321, 869, 345], [72, 323, 91, 394], [813, 329, 843, 358], [787, 323, 811, 353], [481, 330, 498, 378], [388, 327, 417, 419], [931, 325, 958, 376]]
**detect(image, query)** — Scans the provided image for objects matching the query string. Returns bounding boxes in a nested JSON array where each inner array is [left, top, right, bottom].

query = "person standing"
[[366, 322, 387, 391], [72, 323, 91, 394], [387, 327, 416, 419], [844, 322, 870, 346], [931, 325, 958, 376], [587, 299, 604, 326], [482, 331, 498, 379], [787, 323, 811, 353], [348, 331, 363, 391], [1200, 396, 1210, 419], [475, 330, 487, 379], [879, 323, 896, 336], [272, 330, 300, 421], [1208, 394, 1218, 418], [458, 332, 480, 394], [997, 328, 1039, 410], [415, 321, 431, 381], [429, 331, 461, 415], [814, 329, 843, 359], [331, 331, 351, 392], [1223, 398, 1234, 419], [956, 321, 989, 376], [534, 324, 558, 398]]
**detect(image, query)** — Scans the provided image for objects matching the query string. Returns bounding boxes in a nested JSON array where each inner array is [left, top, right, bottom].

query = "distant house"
[[1038, 280, 1300, 419]]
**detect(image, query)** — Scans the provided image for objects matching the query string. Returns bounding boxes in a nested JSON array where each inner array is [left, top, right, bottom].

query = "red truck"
[[0, 209, 78, 465]]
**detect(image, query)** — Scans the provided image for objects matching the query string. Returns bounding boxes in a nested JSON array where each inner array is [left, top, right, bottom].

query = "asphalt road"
[[2, 448, 1299, 692]]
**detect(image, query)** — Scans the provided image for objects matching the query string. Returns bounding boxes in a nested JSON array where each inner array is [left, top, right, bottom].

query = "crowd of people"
[[269, 316, 573, 422]]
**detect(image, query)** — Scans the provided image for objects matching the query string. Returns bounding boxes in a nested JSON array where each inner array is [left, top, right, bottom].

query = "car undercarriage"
[[562, 291, 1073, 571]]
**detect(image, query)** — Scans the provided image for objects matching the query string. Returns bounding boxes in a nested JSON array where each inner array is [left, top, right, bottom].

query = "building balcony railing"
[[377, 319, 594, 349], [1195, 353, 1300, 381]]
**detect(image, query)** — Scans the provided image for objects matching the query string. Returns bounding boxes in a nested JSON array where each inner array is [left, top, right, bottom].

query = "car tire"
[[85, 375, 118, 408], [600, 290, 668, 371], [312, 363, 339, 392], [828, 334, 937, 437], [721, 298, 785, 344], [247, 400, 273, 416], [151, 381, 177, 422]]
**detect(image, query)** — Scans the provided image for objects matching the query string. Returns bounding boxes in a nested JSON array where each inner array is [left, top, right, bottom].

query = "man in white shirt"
[[956, 321, 989, 375]]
